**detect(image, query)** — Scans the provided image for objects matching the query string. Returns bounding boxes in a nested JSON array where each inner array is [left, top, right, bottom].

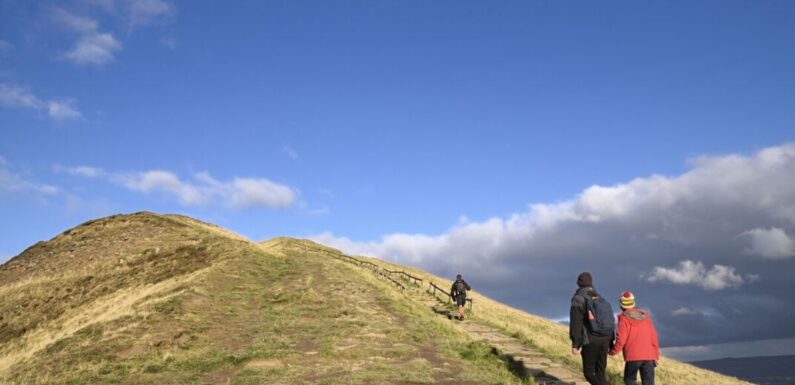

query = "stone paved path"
[[453, 320, 589, 385], [412, 287, 589, 385]]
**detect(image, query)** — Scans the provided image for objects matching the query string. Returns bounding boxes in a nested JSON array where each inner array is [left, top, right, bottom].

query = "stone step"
[[540, 366, 581, 382], [513, 355, 553, 368]]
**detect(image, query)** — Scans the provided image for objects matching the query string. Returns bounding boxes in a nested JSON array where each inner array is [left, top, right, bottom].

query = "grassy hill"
[[0, 212, 754, 385]]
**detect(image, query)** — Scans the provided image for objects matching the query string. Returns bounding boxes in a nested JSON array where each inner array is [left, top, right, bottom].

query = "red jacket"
[[609, 308, 660, 362]]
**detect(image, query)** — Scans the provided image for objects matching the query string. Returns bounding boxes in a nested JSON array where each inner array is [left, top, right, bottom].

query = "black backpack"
[[455, 280, 466, 295], [581, 293, 615, 337]]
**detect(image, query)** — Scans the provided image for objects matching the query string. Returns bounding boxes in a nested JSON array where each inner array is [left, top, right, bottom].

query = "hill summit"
[[0, 212, 753, 385]]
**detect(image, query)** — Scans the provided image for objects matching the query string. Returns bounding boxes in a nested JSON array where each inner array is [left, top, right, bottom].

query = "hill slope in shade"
[[0, 212, 754, 385], [691, 355, 795, 385]]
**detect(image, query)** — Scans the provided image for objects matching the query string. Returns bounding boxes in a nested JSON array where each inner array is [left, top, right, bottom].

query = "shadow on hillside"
[[431, 306, 454, 320], [492, 348, 532, 381]]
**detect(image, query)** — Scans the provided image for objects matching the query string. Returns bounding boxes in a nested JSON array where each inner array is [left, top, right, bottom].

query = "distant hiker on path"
[[450, 274, 471, 320], [609, 291, 660, 385], [570, 272, 615, 385]]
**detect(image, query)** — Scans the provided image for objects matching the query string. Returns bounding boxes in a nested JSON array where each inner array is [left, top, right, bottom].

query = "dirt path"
[[403, 285, 590, 385]]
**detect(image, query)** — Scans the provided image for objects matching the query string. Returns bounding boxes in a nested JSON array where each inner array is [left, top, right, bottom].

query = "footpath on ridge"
[[303, 243, 590, 385], [411, 289, 589, 385]]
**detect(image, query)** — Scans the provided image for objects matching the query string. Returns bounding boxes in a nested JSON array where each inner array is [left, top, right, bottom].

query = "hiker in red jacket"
[[609, 291, 660, 385]]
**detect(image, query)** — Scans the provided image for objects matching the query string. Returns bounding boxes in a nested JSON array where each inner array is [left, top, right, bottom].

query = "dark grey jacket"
[[451, 279, 471, 298], [570, 286, 599, 348]]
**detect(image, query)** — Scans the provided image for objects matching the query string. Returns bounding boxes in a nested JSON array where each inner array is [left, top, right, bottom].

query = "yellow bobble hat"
[[620, 291, 636, 309]]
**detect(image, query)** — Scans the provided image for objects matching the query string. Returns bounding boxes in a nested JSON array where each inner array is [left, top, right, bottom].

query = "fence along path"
[[428, 281, 473, 311], [292, 243, 588, 385]]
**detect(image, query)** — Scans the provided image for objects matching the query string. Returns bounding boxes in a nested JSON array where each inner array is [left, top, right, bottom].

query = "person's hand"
[[571, 347, 581, 356]]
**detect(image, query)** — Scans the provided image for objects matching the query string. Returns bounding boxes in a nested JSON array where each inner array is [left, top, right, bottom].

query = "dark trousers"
[[624, 360, 655, 385], [581, 335, 611, 385]]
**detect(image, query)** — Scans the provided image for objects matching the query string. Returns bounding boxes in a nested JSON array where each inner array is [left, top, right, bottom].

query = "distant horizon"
[[663, 337, 795, 362], [689, 352, 795, 363]]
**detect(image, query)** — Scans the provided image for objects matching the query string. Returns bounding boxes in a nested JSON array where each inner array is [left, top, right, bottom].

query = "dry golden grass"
[[0, 215, 533, 385], [0, 212, 252, 383], [0, 266, 209, 373]]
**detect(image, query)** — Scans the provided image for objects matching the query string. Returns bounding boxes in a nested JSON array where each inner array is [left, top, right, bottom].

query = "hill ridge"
[[0, 212, 754, 385]]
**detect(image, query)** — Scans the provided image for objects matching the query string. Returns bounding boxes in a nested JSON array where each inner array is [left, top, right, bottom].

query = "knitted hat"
[[577, 272, 593, 288], [619, 291, 636, 309]]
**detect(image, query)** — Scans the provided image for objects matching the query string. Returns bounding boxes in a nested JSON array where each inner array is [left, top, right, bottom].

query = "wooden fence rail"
[[294, 244, 472, 311], [377, 270, 406, 291], [382, 269, 423, 286], [309, 248, 404, 291], [429, 282, 473, 311]]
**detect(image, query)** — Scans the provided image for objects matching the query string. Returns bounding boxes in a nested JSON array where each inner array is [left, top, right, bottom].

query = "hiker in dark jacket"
[[609, 291, 660, 385], [450, 274, 471, 320], [570, 272, 613, 385]]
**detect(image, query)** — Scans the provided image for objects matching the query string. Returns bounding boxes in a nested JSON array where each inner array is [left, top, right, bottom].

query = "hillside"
[[0, 212, 754, 385]]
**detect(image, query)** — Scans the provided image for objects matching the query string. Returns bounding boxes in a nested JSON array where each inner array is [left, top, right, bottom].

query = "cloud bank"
[[59, 166, 296, 209], [313, 142, 795, 348]]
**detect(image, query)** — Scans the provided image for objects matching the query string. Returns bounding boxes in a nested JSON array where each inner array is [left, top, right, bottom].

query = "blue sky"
[[2, 1, 795, 360]]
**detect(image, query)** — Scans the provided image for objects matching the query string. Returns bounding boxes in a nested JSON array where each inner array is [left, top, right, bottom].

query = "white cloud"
[[740, 227, 795, 260], [62, 166, 296, 209], [229, 178, 295, 209], [702, 265, 746, 290], [0, 84, 82, 121], [53, 8, 98, 33], [0, 84, 41, 109], [283, 145, 299, 160], [0, 159, 60, 196], [53, 8, 122, 66], [672, 307, 700, 317], [47, 100, 82, 120], [126, 0, 174, 28], [647, 261, 744, 290], [116, 170, 206, 205], [58, 165, 105, 178], [63, 32, 122, 65], [648, 260, 707, 285]]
